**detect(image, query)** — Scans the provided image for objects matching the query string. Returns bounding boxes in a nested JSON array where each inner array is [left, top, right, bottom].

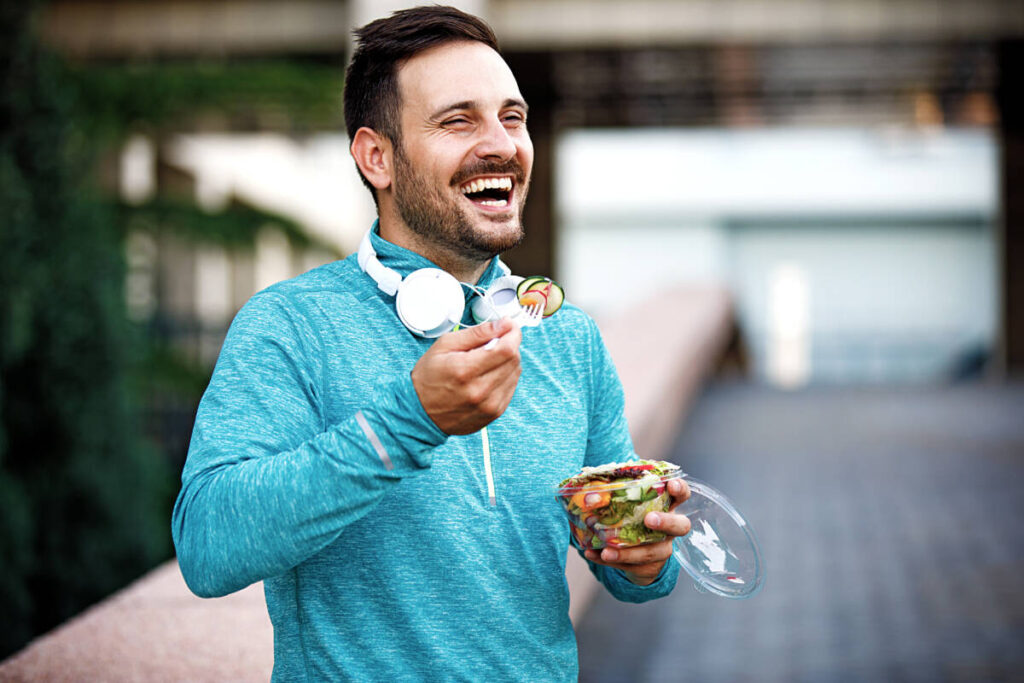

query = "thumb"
[[436, 318, 515, 351]]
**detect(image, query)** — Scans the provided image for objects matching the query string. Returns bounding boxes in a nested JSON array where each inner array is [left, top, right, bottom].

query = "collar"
[[363, 220, 511, 293]]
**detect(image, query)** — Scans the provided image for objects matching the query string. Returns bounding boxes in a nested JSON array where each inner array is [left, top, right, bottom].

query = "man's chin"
[[470, 218, 524, 251], [451, 222, 523, 259]]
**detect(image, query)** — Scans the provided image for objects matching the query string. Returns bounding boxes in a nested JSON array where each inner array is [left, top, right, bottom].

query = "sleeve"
[[171, 291, 448, 598], [578, 315, 680, 602]]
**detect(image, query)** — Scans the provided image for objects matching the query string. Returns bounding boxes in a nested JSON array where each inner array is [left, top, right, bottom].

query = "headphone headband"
[[358, 228, 403, 296]]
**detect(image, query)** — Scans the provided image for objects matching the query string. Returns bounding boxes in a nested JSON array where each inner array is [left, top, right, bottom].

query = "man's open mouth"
[[459, 176, 513, 208]]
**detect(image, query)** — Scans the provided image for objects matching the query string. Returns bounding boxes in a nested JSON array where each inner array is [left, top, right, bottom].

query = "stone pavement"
[[577, 381, 1024, 683]]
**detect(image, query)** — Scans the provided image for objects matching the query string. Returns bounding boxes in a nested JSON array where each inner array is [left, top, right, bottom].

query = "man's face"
[[390, 40, 534, 262]]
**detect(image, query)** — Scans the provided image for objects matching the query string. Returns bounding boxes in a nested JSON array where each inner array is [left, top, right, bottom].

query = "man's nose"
[[474, 118, 517, 160]]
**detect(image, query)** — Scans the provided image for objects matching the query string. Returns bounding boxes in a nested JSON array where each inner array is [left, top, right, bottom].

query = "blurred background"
[[1, 0, 1022, 679]]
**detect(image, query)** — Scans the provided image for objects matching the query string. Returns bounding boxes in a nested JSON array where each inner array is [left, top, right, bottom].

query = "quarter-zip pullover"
[[172, 226, 679, 682]]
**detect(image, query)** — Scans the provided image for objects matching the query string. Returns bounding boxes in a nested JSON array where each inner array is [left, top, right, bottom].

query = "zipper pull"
[[481, 427, 496, 506]]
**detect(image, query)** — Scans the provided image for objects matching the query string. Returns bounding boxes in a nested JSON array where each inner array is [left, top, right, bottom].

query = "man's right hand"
[[410, 318, 523, 435]]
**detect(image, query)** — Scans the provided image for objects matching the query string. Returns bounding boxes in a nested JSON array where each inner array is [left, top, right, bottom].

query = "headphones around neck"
[[357, 228, 524, 337]]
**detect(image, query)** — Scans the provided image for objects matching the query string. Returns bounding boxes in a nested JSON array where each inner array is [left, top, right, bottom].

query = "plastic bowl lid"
[[671, 476, 764, 599]]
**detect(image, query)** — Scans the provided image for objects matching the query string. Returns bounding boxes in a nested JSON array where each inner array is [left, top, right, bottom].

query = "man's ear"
[[350, 127, 393, 192]]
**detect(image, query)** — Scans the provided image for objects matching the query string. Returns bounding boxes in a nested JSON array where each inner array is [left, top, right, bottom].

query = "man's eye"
[[444, 118, 471, 127], [503, 113, 525, 125]]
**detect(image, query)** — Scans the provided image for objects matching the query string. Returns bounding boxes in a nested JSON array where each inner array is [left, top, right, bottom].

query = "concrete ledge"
[[0, 285, 732, 681], [0, 562, 272, 683]]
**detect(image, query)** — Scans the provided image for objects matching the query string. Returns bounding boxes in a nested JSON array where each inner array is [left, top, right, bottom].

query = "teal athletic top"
[[172, 225, 679, 682]]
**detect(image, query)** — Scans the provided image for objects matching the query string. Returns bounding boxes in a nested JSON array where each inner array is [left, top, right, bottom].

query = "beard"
[[391, 142, 529, 262]]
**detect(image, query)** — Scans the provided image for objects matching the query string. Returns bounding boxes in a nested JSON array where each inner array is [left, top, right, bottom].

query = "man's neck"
[[377, 214, 491, 285]]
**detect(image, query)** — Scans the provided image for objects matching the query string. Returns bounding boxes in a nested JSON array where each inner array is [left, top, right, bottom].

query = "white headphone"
[[357, 228, 524, 337]]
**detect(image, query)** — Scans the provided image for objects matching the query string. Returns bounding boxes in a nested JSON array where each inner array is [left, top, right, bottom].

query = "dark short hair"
[[344, 5, 500, 195]]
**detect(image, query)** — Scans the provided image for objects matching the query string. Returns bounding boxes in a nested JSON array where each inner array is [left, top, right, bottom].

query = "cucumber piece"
[[598, 510, 624, 525], [625, 486, 642, 501], [544, 282, 565, 317], [516, 276, 565, 317], [516, 276, 547, 299]]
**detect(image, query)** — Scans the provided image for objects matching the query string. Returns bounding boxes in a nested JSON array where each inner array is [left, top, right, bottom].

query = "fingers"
[[588, 540, 672, 566], [433, 320, 522, 378], [469, 320, 522, 368], [666, 478, 691, 511], [410, 319, 523, 435], [584, 540, 673, 583], [456, 349, 522, 420], [438, 323, 522, 399], [436, 317, 517, 352], [582, 511, 692, 584], [644, 511, 691, 538], [586, 514, 690, 566]]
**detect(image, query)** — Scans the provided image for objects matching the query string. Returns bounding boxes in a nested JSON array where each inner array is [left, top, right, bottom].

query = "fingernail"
[[646, 512, 661, 528], [602, 549, 619, 561]]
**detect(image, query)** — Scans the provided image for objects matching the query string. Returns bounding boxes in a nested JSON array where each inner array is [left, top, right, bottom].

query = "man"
[[172, 6, 691, 681]]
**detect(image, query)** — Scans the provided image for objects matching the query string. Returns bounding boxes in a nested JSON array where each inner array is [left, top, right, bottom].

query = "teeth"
[[461, 177, 513, 194], [479, 199, 508, 207]]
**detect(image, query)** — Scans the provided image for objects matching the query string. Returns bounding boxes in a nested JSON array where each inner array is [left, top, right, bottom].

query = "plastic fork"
[[518, 301, 544, 327], [481, 302, 544, 350]]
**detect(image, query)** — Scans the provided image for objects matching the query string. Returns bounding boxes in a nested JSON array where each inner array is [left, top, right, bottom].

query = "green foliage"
[[110, 196, 336, 252], [72, 60, 345, 142], [2, 2, 348, 658], [0, 7, 172, 658]]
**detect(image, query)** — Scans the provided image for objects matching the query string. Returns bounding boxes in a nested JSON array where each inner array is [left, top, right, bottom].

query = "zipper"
[[481, 426, 496, 506]]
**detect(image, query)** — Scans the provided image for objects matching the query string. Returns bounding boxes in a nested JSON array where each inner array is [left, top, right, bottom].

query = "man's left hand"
[[582, 478, 691, 586]]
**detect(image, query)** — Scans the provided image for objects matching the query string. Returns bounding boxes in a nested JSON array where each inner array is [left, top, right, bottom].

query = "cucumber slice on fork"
[[516, 276, 565, 317]]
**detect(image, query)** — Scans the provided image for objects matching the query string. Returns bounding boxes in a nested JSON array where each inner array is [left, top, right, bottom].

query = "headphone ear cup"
[[395, 268, 466, 337], [471, 275, 524, 323]]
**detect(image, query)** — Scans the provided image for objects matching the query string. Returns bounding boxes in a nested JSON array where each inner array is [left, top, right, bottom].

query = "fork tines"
[[520, 302, 544, 327]]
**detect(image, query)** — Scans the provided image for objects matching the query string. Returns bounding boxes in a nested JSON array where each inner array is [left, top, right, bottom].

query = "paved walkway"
[[576, 381, 1024, 683]]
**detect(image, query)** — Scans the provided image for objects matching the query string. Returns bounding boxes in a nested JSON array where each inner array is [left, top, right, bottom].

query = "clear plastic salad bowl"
[[556, 460, 764, 599]]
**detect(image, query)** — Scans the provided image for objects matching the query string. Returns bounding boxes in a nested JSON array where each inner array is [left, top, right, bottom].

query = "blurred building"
[[38, 0, 1024, 384]]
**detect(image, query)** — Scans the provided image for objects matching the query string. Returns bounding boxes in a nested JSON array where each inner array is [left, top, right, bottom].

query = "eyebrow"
[[429, 98, 529, 120]]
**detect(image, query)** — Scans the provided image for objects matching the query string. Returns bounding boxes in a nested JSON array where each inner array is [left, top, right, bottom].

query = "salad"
[[556, 459, 681, 550]]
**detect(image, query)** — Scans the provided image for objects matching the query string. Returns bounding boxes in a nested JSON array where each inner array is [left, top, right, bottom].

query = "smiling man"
[[172, 6, 690, 681], [350, 28, 531, 282]]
